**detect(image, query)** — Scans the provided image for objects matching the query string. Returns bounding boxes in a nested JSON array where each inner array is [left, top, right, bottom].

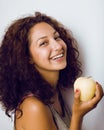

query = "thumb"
[[74, 89, 81, 104]]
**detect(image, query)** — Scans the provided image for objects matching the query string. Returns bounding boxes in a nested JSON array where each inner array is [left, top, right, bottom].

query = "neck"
[[37, 69, 59, 87], [45, 72, 59, 87]]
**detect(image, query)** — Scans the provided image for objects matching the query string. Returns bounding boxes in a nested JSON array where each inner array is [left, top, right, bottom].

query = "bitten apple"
[[74, 77, 96, 101]]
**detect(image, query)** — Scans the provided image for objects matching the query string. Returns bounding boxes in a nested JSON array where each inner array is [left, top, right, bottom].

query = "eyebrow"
[[36, 31, 58, 42]]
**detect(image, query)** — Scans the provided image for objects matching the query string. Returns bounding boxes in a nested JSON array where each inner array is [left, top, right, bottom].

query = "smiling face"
[[29, 22, 67, 75]]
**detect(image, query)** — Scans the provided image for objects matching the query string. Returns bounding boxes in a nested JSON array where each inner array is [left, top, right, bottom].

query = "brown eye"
[[39, 41, 48, 46], [54, 35, 61, 41]]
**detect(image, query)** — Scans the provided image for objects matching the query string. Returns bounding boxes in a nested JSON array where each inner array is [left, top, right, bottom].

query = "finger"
[[89, 83, 103, 106], [95, 83, 104, 101], [74, 89, 81, 104]]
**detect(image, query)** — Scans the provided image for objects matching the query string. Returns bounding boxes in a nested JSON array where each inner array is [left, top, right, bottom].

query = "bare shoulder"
[[15, 96, 57, 130], [20, 96, 48, 113]]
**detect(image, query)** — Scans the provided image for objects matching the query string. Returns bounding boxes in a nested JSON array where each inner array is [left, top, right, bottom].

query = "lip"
[[50, 52, 65, 60]]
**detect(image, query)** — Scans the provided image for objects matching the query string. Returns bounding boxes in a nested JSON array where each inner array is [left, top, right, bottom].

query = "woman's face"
[[29, 22, 67, 73]]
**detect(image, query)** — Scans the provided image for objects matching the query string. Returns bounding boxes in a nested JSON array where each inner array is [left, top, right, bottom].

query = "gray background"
[[0, 0, 104, 129]]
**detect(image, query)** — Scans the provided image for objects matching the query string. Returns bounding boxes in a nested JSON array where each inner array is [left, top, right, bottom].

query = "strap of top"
[[49, 104, 71, 130], [49, 88, 71, 130]]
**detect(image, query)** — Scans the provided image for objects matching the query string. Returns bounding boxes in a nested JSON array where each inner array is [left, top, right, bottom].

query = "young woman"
[[0, 12, 103, 130]]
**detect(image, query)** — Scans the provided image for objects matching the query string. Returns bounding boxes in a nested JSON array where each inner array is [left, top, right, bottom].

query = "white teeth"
[[52, 53, 63, 60]]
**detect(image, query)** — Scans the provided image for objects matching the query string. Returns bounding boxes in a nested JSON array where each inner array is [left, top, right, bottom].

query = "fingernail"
[[76, 89, 79, 93]]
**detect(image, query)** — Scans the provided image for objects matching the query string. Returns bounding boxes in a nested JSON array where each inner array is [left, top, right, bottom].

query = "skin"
[[29, 22, 67, 86], [15, 22, 104, 130]]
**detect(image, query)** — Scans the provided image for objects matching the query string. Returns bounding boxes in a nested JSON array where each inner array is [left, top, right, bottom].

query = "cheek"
[[65, 43, 67, 50], [62, 41, 67, 51], [31, 49, 49, 63]]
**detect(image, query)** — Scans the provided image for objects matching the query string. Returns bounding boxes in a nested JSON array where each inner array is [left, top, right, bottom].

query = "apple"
[[74, 77, 96, 101]]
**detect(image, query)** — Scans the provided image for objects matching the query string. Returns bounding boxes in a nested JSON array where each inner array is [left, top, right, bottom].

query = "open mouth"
[[51, 53, 64, 60]]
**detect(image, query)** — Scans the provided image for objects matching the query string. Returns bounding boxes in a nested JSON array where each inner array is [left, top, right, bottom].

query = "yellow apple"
[[74, 77, 96, 101]]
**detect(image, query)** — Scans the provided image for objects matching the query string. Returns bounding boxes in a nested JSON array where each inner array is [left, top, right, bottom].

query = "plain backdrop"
[[0, 0, 104, 130]]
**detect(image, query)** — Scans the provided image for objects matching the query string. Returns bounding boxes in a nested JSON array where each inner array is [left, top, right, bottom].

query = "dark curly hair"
[[0, 12, 82, 117]]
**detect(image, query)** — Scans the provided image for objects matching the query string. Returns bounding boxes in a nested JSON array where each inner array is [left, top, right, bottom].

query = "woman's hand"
[[72, 82, 104, 118]]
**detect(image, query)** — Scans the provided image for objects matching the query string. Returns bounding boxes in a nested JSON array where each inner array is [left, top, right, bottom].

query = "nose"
[[51, 39, 62, 51]]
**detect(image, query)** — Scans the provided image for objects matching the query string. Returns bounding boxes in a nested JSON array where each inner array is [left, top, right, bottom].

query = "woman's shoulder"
[[19, 96, 49, 115], [15, 96, 57, 130]]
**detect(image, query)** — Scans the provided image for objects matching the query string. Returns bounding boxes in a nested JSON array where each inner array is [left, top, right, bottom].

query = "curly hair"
[[0, 12, 82, 117]]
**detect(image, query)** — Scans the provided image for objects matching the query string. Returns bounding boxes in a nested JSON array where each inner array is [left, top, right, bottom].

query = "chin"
[[58, 63, 67, 70]]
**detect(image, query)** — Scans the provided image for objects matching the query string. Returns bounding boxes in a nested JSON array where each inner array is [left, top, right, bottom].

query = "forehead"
[[29, 22, 56, 41]]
